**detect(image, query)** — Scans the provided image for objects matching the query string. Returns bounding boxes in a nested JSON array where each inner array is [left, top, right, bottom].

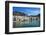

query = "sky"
[[13, 7, 40, 16]]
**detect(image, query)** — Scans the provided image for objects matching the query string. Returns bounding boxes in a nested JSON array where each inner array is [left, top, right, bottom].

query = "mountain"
[[13, 11, 26, 16], [13, 11, 40, 17], [37, 14, 40, 16]]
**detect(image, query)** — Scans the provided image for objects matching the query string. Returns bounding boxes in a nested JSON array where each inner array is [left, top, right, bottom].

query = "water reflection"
[[13, 16, 40, 28]]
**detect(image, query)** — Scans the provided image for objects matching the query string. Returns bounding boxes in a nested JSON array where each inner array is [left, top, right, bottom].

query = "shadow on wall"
[[6, 34, 13, 35]]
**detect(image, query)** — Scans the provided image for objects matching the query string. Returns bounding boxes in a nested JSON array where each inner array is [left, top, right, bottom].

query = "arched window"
[[36, 17, 38, 20], [13, 16, 16, 21]]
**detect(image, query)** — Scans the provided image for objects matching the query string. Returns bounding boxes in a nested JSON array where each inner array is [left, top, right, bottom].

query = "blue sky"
[[13, 7, 40, 16]]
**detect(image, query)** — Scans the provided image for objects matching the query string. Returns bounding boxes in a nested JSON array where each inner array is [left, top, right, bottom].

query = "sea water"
[[13, 19, 40, 28]]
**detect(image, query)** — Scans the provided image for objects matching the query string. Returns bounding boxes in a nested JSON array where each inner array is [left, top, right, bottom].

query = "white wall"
[[0, 0, 46, 35]]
